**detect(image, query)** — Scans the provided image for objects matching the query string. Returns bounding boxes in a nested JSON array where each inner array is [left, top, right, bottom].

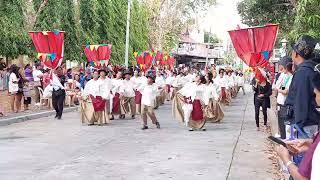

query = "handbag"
[[278, 104, 294, 122]]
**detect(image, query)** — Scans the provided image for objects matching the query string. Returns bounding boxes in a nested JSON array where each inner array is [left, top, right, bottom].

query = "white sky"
[[199, 0, 246, 43]]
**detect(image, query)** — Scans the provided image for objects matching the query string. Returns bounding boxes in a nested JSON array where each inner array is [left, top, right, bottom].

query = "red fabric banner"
[[98, 45, 112, 62], [83, 44, 112, 63], [228, 24, 278, 67], [29, 31, 64, 69]]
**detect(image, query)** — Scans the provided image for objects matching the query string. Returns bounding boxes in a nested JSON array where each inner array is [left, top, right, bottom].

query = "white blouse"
[[311, 143, 320, 179]]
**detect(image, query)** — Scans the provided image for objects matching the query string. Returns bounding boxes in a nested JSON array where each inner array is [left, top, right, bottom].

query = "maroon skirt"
[[166, 84, 171, 93], [135, 90, 142, 104], [221, 87, 226, 99], [112, 93, 120, 114], [191, 99, 204, 121], [90, 95, 106, 112]]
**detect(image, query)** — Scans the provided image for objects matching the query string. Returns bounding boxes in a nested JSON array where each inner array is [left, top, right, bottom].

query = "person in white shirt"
[[32, 63, 43, 105], [237, 73, 246, 95], [164, 71, 176, 101], [215, 69, 230, 105], [275, 56, 294, 139], [9, 64, 22, 113], [140, 73, 160, 130], [173, 75, 207, 131], [97, 69, 112, 123], [203, 72, 224, 123], [131, 70, 144, 114], [119, 70, 136, 119], [110, 71, 123, 119], [81, 70, 108, 125], [155, 71, 166, 109]]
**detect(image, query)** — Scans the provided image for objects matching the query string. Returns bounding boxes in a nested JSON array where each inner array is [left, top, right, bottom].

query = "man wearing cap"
[[140, 72, 160, 130], [119, 70, 136, 119], [285, 35, 320, 137]]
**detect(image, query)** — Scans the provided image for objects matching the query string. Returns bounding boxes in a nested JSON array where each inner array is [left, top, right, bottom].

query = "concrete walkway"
[[0, 94, 276, 180]]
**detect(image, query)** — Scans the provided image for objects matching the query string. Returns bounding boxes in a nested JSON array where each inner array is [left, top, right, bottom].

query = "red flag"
[[29, 31, 65, 70], [228, 24, 278, 67]]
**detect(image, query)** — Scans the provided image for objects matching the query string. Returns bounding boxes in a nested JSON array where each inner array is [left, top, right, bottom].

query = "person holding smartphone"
[[276, 66, 320, 180]]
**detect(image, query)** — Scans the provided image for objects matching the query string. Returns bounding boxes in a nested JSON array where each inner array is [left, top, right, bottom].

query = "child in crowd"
[[23, 80, 32, 111]]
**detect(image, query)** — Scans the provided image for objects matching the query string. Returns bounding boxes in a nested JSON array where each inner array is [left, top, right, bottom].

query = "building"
[[172, 29, 224, 66]]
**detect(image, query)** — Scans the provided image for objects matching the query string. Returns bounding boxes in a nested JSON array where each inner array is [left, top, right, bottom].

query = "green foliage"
[[290, 0, 320, 41], [204, 32, 221, 43], [0, 0, 29, 58], [80, 0, 100, 43], [237, 0, 295, 40], [34, 0, 81, 62]]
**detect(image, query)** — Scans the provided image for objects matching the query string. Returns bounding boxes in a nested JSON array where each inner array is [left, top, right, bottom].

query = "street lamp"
[[124, 0, 132, 67]]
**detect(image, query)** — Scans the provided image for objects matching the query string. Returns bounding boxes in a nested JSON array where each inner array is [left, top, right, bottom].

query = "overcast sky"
[[199, 0, 246, 43]]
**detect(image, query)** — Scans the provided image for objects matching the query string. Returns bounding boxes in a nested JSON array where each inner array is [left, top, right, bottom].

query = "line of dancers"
[[79, 65, 245, 131]]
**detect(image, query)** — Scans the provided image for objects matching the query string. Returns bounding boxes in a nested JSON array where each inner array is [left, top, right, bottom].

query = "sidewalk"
[[0, 107, 78, 126]]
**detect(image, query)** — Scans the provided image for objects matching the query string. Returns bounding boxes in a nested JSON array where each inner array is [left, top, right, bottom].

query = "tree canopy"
[[0, 0, 215, 65], [237, 0, 320, 42]]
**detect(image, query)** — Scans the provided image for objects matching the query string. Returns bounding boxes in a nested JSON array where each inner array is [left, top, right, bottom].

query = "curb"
[[0, 107, 78, 126]]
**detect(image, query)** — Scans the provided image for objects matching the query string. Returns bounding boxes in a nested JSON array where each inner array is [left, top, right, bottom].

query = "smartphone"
[[268, 136, 287, 147]]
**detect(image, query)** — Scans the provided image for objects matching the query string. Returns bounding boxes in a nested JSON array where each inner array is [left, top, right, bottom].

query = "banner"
[[228, 24, 278, 67], [83, 44, 112, 66], [29, 31, 65, 69]]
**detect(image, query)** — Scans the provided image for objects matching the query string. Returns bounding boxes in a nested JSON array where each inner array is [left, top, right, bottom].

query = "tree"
[[204, 32, 221, 43], [237, 0, 295, 39], [79, 0, 100, 43], [144, 0, 216, 51], [290, 0, 320, 40], [33, 0, 81, 61], [0, 0, 29, 59]]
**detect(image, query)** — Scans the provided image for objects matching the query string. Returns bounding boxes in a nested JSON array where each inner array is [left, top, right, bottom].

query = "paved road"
[[0, 94, 276, 180]]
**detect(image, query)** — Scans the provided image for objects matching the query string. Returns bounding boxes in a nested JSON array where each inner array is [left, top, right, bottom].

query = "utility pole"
[[124, 0, 131, 67]]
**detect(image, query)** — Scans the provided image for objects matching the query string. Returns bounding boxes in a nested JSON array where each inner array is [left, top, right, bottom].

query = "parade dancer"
[[97, 68, 112, 123], [119, 70, 136, 119], [140, 72, 160, 130], [203, 72, 224, 123], [131, 70, 146, 114], [165, 71, 175, 101], [81, 70, 109, 126], [215, 69, 230, 105], [173, 75, 207, 131], [111, 71, 123, 120], [155, 70, 165, 109]]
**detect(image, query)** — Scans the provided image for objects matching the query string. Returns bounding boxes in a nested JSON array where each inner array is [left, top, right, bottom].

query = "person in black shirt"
[[252, 68, 272, 131]]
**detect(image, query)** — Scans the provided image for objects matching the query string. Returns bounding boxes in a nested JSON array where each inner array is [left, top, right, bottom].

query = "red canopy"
[[29, 31, 65, 69], [228, 24, 278, 67]]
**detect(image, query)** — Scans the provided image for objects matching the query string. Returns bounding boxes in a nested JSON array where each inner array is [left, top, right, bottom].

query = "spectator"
[[66, 68, 73, 80], [23, 80, 32, 111], [275, 56, 293, 139], [9, 64, 23, 113], [24, 64, 34, 83], [275, 68, 320, 180], [79, 70, 86, 89], [33, 63, 43, 105], [285, 35, 320, 137]]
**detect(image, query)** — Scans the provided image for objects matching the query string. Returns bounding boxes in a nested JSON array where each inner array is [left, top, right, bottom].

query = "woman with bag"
[[275, 56, 293, 139]]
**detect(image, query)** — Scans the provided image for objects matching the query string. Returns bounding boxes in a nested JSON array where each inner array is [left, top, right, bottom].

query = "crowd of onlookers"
[[270, 35, 320, 179]]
